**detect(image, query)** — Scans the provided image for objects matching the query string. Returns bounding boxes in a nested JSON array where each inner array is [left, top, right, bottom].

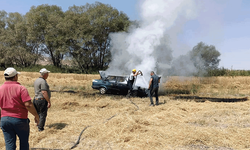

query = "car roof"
[[107, 75, 128, 78], [99, 71, 128, 79]]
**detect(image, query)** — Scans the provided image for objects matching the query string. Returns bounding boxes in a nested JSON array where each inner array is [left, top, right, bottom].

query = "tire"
[[99, 87, 107, 94]]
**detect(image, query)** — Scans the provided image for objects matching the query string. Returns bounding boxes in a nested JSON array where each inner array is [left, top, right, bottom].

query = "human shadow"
[[47, 123, 68, 130]]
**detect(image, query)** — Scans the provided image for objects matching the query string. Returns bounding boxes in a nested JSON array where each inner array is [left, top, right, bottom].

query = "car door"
[[105, 76, 118, 91], [115, 76, 129, 92]]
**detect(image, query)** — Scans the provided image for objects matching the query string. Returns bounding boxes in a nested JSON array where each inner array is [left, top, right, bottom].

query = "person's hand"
[[34, 116, 39, 126], [47, 102, 51, 108]]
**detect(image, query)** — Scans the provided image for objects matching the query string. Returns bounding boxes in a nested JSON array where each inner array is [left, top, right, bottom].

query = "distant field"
[[0, 72, 250, 150]]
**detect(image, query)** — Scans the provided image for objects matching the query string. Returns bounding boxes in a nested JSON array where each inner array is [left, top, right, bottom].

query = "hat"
[[132, 69, 136, 72], [39, 68, 50, 74], [4, 67, 20, 78]]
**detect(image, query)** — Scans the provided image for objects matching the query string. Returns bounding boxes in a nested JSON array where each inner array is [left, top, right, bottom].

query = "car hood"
[[99, 70, 107, 80]]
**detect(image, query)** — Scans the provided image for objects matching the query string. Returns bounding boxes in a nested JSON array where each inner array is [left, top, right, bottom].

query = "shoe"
[[149, 104, 154, 106], [38, 128, 44, 132], [155, 103, 159, 106]]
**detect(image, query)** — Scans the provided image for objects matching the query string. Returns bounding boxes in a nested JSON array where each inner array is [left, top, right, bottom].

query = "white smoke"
[[107, 0, 197, 85]]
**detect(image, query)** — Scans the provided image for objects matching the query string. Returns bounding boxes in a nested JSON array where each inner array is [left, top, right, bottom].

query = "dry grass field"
[[0, 71, 250, 150]]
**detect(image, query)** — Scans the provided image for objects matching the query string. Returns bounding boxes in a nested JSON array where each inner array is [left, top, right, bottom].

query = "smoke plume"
[[107, 0, 197, 84], [106, 0, 238, 87]]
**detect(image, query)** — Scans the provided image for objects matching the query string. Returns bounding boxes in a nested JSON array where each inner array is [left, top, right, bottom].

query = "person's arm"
[[42, 90, 51, 108], [135, 71, 142, 76], [148, 78, 153, 89], [24, 100, 39, 125], [158, 77, 161, 83]]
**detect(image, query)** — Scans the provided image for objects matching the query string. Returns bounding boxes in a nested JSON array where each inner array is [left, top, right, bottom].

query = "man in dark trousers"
[[0, 67, 39, 150], [127, 69, 140, 97], [33, 68, 51, 131], [148, 71, 161, 106]]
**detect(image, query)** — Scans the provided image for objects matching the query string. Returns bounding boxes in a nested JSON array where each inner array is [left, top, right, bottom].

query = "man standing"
[[127, 69, 140, 97], [0, 67, 39, 150], [33, 68, 51, 132], [148, 71, 161, 106]]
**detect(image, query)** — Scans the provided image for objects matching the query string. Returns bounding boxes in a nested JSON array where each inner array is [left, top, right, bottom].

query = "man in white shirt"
[[127, 69, 140, 96]]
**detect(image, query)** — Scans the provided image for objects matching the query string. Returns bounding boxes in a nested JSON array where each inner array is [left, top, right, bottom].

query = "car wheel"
[[99, 87, 107, 94]]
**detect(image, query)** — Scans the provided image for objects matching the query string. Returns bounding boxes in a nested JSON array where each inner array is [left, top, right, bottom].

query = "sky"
[[0, 0, 250, 70]]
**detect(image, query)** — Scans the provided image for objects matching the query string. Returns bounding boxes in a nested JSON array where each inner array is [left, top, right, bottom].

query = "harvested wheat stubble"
[[0, 72, 250, 149]]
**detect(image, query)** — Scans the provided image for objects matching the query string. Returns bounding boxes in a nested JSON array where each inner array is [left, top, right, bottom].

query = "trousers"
[[33, 98, 48, 131], [1, 116, 30, 150], [149, 87, 159, 105]]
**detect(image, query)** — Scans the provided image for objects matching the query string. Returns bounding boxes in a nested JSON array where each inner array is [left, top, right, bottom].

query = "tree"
[[64, 2, 130, 72], [87, 2, 130, 69], [60, 5, 93, 72], [0, 12, 39, 68], [190, 42, 221, 73], [7, 13, 40, 67], [26, 5, 66, 67], [0, 11, 9, 68]]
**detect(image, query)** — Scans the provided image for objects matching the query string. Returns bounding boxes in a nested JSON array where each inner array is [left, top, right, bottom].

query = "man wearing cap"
[[0, 67, 39, 150], [127, 69, 140, 97], [33, 68, 51, 132]]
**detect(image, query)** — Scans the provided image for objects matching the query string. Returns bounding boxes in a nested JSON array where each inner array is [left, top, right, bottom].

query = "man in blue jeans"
[[148, 71, 161, 106], [0, 67, 39, 150]]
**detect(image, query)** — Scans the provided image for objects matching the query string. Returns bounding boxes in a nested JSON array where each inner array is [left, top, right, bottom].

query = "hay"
[[0, 72, 250, 149]]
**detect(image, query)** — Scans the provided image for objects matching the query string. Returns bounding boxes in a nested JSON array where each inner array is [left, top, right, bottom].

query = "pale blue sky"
[[0, 0, 139, 20], [0, 0, 250, 70]]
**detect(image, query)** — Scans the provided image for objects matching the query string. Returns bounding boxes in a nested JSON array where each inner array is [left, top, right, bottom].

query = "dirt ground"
[[0, 72, 250, 150]]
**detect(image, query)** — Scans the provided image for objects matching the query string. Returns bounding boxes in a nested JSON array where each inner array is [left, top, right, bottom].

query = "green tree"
[[0, 12, 39, 68], [60, 5, 92, 72], [190, 42, 221, 73], [64, 2, 130, 72], [87, 2, 130, 69], [6, 13, 39, 67], [0, 11, 8, 68], [26, 5, 66, 67]]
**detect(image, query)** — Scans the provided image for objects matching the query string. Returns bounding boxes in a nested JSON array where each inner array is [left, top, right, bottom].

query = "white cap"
[[39, 68, 50, 74], [4, 67, 20, 78]]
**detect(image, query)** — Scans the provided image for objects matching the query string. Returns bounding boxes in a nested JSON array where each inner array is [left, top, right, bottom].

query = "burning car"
[[92, 71, 148, 97]]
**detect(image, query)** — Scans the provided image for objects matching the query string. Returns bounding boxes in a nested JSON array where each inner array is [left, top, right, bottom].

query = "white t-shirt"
[[129, 73, 134, 81]]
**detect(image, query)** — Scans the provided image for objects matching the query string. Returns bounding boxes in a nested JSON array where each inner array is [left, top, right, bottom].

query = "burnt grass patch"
[[174, 95, 248, 102]]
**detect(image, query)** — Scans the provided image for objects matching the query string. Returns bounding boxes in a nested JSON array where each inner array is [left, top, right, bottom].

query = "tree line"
[[0, 2, 223, 75], [0, 2, 130, 73]]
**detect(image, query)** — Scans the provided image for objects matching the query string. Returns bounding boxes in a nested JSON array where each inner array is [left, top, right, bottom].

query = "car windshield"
[[106, 76, 116, 82]]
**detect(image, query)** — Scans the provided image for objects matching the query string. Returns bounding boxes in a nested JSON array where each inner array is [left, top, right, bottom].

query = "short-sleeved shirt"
[[0, 81, 31, 119], [129, 73, 135, 81], [151, 74, 160, 89], [34, 77, 51, 99]]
